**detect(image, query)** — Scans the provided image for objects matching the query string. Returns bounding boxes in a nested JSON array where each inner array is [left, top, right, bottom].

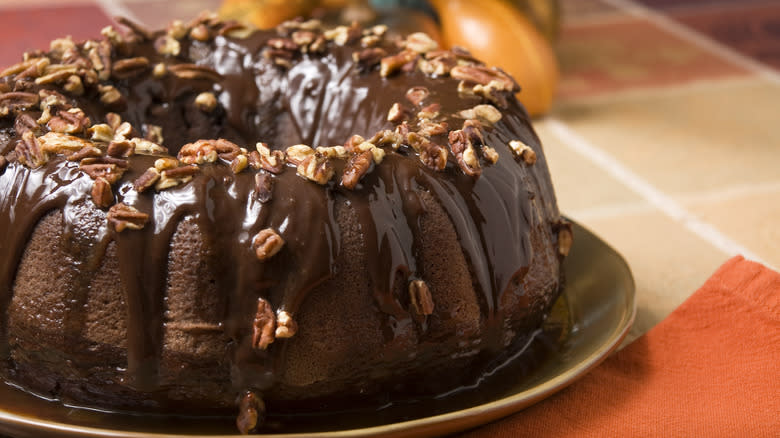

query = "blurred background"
[[1, 0, 778, 343]]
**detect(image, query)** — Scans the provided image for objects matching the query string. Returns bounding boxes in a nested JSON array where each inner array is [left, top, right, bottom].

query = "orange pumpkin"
[[429, 0, 559, 116]]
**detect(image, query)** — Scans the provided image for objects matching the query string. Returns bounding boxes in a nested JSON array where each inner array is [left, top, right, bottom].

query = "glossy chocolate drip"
[[0, 19, 561, 411]]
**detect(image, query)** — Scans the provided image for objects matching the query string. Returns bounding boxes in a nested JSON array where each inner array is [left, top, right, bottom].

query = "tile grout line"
[[566, 180, 780, 221], [546, 117, 774, 269], [94, 0, 141, 23], [599, 0, 780, 86]]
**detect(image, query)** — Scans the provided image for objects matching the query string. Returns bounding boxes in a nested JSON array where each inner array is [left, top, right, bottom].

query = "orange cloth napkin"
[[463, 256, 780, 437]]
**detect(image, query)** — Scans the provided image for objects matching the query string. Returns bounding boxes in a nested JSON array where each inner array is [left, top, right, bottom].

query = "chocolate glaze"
[[0, 18, 562, 416]]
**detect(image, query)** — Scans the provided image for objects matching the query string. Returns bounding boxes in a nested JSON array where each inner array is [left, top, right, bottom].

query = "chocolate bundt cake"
[[0, 13, 572, 434]]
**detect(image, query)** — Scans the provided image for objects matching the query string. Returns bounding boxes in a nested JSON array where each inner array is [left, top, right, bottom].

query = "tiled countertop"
[[1, 0, 777, 372]]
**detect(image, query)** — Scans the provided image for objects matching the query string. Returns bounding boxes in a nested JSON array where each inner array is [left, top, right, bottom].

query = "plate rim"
[[0, 220, 636, 438]]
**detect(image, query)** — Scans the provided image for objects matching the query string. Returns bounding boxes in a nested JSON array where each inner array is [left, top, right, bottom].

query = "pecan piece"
[[194, 91, 217, 112], [107, 139, 135, 158], [66, 145, 102, 161], [450, 65, 519, 91], [409, 279, 435, 317], [285, 144, 314, 166], [252, 298, 276, 350], [98, 85, 124, 107], [404, 32, 438, 54], [0, 91, 40, 116], [380, 50, 417, 77], [133, 167, 161, 193], [254, 172, 273, 203], [168, 63, 224, 82], [255, 143, 286, 173], [448, 129, 481, 177], [352, 47, 386, 71], [107, 203, 149, 232], [91, 176, 113, 209], [236, 391, 265, 435], [297, 153, 334, 184], [555, 220, 574, 257], [408, 132, 447, 171], [405, 86, 429, 106], [275, 311, 297, 338], [14, 113, 41, 136], [178, 139, 218, 164], [154, 35, 181, 56], [189, 24, 211, 42], [509, 140, 536, 165], [387, 102, 409, 123], [131, 138, 168, 156], [39, 131, 93, 154], [112, 57, 150, 79], [253, 228, 285, 261], [14, 131, 47, 168], [457, 104, 502, 126], [341, 150, 373, 190], [156, 165, 199, 190], [230, 154, 248, 174], [47, 107, 90, 134]]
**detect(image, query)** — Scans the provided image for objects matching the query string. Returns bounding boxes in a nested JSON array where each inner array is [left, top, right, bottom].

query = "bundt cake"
[[0, 13, 572, 434]]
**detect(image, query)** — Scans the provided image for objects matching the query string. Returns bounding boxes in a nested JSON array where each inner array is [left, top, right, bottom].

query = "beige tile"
[[554, 78, 780, 196], [684, 189, 780, 270], [581, 208, 729, 343], [534, 118, 643, 217]]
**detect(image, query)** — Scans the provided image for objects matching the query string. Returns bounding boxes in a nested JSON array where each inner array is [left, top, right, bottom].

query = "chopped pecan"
[[63, 75, 84, 95], [409, 279, 435, 316], [154, 157, 180, 171], [253, 228, 285, 261], [462, 119, 485, 146], [152, 62, 167, 78], [168, 64, 224, 82], [369, 129, 404, 150], [275, 311, 297, 338], [482, 146, 499, 164], [80, 161, 125, 184], [112, 57, 150, 79], [418, 52, 457, 76], [154, 35, 181, 56], [457, 104, 502, 126], [352, 47, 386, 71], [14, 131, 47, 168], [236, 390, 265, 435], [343, 135, 365, 154], [380, 50, 417, 77], [14, 113, 41, 136], [218, 21, 252, 38], [448, 129, 481, 177], [47, 107, 90, 134], [405, 86, 429, 106], [34, 66, 78, 85], [91, 177, 113, 209], [132, 138, 168, 156], [189, 24, 211, 42], [417, 119, 448, 137], [167, 19, 189, 39], [508, 140, 536, 165], [254, 143, 286, 174], [39, 131, 94, 154], [0, 91, 40, 116], [555, 220, 574, 257], [133, 167, 161, 193], [285, 144, 314, 166], [450, 65, 519, 92], [214, 139, 241, 161], [389, 102, 413, 124], [341, 150, 373, 190], [315, 145, 349, 159], [107, 139, 135, 158], [323, 23, 361, 45], [408, 132, 448, 171], [360, 34, 380, 48], [230, 154, 248, 174], [267, 37, 298, 51], [1, 57, 49, 78], [404, 32, 438, 54], [263, 48, 294, 68], [156, 165, 198, 190], [297, 153, 334, 184], [418, 103, 441, 120], [291, 30, 316, 47], [66, 145, 102, 161], [98, 84, 124, 107], [194, 91, 217, 112], [254, 172, 273, 203], [107, 203, 149, 232], [178, 139, 218, 164]]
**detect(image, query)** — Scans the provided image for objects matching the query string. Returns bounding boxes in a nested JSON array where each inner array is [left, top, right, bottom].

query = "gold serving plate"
[[0, 219, 635, 438]]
